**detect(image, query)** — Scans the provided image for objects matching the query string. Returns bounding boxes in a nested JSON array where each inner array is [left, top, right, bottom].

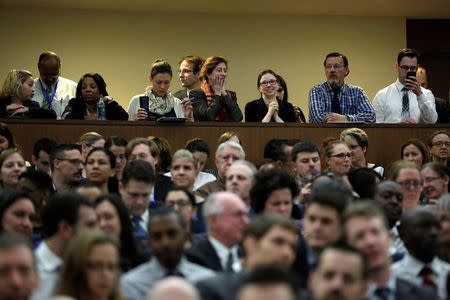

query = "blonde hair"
[[340, 127, 369, 148], [0, 70, 33, 99], [77, 132, 104, 146]]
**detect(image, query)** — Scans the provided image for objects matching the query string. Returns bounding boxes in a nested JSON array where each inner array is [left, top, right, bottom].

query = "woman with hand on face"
[[63, 73, 128, 120], [0, 70, 56, 119], [128, 59, 194, 121], [189, 56, 243, 121], [245, 70, 296, 123]]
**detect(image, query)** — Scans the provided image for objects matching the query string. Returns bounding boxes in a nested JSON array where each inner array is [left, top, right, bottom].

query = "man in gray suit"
[[343, 201, 437, 300], [174, 56, 204, 101]]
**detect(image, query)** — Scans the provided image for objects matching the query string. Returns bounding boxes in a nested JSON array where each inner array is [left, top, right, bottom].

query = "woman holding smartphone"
[[128, 59, 194, 121]]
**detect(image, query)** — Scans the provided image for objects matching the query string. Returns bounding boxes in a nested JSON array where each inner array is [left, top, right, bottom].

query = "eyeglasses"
[[397, 180, 422, 189], [329, 152, 353, 159], [260, 80, 278, 87], [325, 64, 344, 70], [432, 141, 450, 147], [178, 69, 193, 74], [221, 210, 248, 219], [57, 158, 83, 166], [348, 144, 360, 150], [166, 199, 192, 208], [423, 176, 442, 184], [399, 65, 417, 72]]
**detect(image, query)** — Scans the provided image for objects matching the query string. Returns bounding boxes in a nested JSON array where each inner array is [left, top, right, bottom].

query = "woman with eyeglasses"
[[245, 70, 296, 123], [322, 138, 352, 179], [387, 160, 422, 210]]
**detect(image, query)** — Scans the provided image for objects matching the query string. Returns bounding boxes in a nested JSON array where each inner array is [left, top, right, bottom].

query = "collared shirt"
[[389, 226, 405, 262], [308, 82, 376, 123], [366, 272, 397, 300], [372, 79, 437, 123], [120, 256, 215, 300], [209, 236, 241, 272], [35, 241, 62, 279], [392, 252, 450, 299]]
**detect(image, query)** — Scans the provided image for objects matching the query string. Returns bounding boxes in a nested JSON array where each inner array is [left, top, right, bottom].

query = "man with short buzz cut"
[[32, 51, 77, 118], [309, 52, 375, 123], [29, 137, 57, 175], [373, 48, 437, 124], [225, 160, 257, 208], [343, 201, 437, 300], [50, 144, 83, 192], [292, 140, 321, 203], [0, 233, 39, 300], [174, 55, 204, 101]]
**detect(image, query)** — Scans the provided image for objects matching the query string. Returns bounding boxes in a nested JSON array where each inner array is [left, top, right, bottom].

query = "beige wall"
[[0, 7, 405, 119]]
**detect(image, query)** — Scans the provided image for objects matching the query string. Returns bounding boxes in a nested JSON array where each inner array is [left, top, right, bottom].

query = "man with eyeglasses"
[[373, 48, 437, 123], [309, 52, 375, 123], [428, 130, 450, 168], [49, 144, 83, 191], [174, 56, 204, 101]]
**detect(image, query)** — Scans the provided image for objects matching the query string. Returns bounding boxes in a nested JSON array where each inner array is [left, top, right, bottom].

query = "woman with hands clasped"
[[128, 59, 194, 121], [245, 70, 295, 123], [189, 56, 243, 121]]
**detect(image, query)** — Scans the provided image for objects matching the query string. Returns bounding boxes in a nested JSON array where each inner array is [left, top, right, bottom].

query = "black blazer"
[[173, 89, 188, 101], [62, 98, 128, 120], [154, 174, 173, 203], [190, 89, 243, 122], [245, 98, 296, 122], [185, 235, 223, 271], [394, 278, 437, 300], [0, 96, 56, 119]]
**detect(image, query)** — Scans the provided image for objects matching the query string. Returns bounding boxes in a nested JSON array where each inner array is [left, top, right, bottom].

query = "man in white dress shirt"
[[372, 48, 437, 124]]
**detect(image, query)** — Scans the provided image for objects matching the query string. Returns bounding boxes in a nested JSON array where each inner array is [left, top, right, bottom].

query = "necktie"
[[374, 286, 390, 300], [42, 86, 53, 109], [401, 88, 410, 119], [131, 216, 147, 240], [331, 89, 341, 114], [419, 266, 437, 290], [165, 269, 184, 278], [225, 251, 234, 272]]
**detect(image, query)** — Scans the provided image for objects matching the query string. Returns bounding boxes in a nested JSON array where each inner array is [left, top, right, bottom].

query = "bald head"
[[147, 277, 200, 300]]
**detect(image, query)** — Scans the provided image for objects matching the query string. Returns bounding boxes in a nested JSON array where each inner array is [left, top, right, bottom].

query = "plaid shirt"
[[308, 82, 376, 123]]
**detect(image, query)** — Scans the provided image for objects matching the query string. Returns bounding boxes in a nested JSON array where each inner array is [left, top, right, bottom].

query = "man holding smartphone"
[[372, 48, 437, 123]]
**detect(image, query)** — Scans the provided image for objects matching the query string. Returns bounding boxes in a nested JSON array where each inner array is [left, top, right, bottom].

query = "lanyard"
[[39, 79, 58, 107]]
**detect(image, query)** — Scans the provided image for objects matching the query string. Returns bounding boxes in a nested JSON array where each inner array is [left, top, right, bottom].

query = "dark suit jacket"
[[62, 98, 128, 120], [244, 98, 296, 122], [154, 174, 173, 203], [394, 277, 437, 300], [196, 271, 245, 300], [173, 89, 188, 101], [190, 89, 243, 121], [435, 97, 450, 123], [185, 235, 223, 271]]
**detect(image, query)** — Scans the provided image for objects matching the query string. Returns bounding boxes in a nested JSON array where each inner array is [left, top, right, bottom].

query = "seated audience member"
[[197, 213, 299, 300], [32, 51, 76, 118], [416, 66, 450, 123], [436, 195, 450, 262], [250, 168, 299, 219], [50, 144, 83, 192], [226, 160, 257, 209], [0, 70, 56, 119], [343, 201, 436, 300], [184, 138, 216, 190], [125, 137, 172, 202], [0, 122, 16, 153], [104, 136, 127, 181], [276, 73, 306, 123], [74, 181, 102, 203], [0, 148, 26, 191], [308, 52, 375, 123], [401, 138, 429, 167], [322, 138, 352, 180], [119, 160, 155, 248], [374, 181, 406, 262], [196, 141, 245, 201], [245, 69, 295, 123], [149, 136, 172, 174], [29, 137, 57, 175], [85, 148, 116, 195], [387, 160, 422, 209], [148, 277, 201, 300], [0, 233, 39, 300], [340, 127, 384, 177], [428, 130, 450, 168], [186, 192, 249, 272], [53, 229, 123, 300], [120, 207, 214, 300], [128, 59, 193, 121], [32, 192, 96, 300], [0, 190, 35, 238], [173, 55, 204, 100], [373, 48, 437, 123], [76, 132, 105, 169], [421, 162, 449, 204], [393, 207, 450, 299], [95, 194, 147, 272], [218, 131, 241, 145], [308, 243, 368, 300], [189, 56, 243, 122], [62, 73, 128, 120], [347, 168, 378, 199], [170, 149, 198, 193], [263, 139, 295, 174], [236, 265, 298, 300]]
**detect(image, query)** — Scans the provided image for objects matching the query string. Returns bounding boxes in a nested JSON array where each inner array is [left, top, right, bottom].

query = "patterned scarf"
[[200, 81, 229, 121], [144, 87, 176, 115]]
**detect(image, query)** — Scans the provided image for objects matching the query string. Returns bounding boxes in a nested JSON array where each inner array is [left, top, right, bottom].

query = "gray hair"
[[202, 192, 225, 221], [215, 141, 245, 160], [227, 160, 257, 178]]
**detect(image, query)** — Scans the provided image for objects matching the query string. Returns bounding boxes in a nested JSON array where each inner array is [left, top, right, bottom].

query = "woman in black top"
[[245, 69, 295, 123], [0, 70, 56, 119], [63, 73, 128, 120]]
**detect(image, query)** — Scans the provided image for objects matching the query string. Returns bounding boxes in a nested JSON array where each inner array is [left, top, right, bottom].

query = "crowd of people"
[[0, 115, 449, 299], [2, 48, 449, 123]]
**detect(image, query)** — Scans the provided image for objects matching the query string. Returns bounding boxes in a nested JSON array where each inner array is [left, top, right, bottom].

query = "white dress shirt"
[[372, 79, 437, 123], [366, 272, 397, 300], [209, 237, 241, 272], [32, 241, 62, 300]]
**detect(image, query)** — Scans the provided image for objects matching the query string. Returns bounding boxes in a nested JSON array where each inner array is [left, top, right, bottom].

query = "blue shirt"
[[308, 82, 376, 123]]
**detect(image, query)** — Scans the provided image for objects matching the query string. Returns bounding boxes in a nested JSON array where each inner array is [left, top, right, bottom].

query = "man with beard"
[[308, 52, 375, 123], [393, 207, 449, 299], [344, 201, 437, 300], [374, 180, 405, 262]]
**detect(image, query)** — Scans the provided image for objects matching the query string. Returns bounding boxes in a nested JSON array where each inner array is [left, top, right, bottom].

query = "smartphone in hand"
[[407, 71, 416, 80], [139, 96, 150, 119]]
